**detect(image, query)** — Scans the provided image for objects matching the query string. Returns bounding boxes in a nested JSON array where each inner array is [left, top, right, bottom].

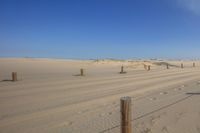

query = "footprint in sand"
[[77, 111, 82, 114], [174, 85, 186, 91], [114, 104, 119, 108], [162, 112, 167, 116], [141, 128, 151, 133], [150, 116, 157, 126], [181, 85, 186, 88], [160, 92, 168, 95], [178, 88, 182, 90], [99, 113, 105, 117], [112, 101, 117, 105], [196, 126, 200, 132], [112, 102, 118, 107], [135, 122, 151, 133], [135, 122, 140, 128], [62, 121, 73, 127], [163, 92, 168, 94], [150, 115, 162, 126], [149, 97, 157, 101], [103, 103, 108, 106], [77, 109, 90, 114], [174, 88, 182, 91], [162, 126, 169, 133], [175, 112, 184, 122], [108, 112, 112, 115]]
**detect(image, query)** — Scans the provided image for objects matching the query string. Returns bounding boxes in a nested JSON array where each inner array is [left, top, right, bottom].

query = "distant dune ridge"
[[93, 59, 185, 68], [0, 58, 200, 133]]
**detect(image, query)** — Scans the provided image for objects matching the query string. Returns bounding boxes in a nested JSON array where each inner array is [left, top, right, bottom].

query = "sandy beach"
[[0, 58, 200, 133]]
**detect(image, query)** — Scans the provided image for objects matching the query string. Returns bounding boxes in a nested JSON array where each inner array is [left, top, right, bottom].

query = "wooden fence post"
[[193, 62, 195, 67], [80, 69, 84, 76], [144, 64, 147, 70], [120, 97, 132, 133], [166, 64, 169, 69], [120, 66, 126, 74], [12, 72, 17, 81], [147, 65, 151, 71], [181, 63, 184, 69]]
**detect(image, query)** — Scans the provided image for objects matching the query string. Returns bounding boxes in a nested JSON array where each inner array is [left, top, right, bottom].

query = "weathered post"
[[80, 69, 84, 76], [121, 66, 124, 73], [181, 63, 184, 69], [120, 66, 126, 74], [147, 65, 151, 71], [12, 72, 17, 81], [120, 97, 132, 133], [166, 64, 169, 69], [144, 64, 147, 70], [193, 62, 195, 67]]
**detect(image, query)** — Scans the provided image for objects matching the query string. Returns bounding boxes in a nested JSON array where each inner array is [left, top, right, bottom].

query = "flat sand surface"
[[0, 58, 200, 133]]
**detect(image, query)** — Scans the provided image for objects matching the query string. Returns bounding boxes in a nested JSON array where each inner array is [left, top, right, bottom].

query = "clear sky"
[[0, 0, 200, 59]]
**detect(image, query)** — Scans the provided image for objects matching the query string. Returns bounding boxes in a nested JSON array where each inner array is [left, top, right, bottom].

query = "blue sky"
[[0, 0, 200, 59]]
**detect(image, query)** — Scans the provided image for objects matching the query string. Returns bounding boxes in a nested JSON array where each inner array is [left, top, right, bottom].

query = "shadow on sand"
[[0, 79, 13, 82], [186, 92, 200, 95]]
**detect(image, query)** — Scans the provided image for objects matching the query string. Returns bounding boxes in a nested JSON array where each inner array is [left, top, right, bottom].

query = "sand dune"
[[0, 58, 200, 133]]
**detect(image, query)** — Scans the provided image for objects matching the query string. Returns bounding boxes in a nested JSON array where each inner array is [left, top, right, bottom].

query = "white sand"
[[0, 58, 200, 133]]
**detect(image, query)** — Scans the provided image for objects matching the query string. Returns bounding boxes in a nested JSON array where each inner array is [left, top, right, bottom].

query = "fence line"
[[98, 94, 193, 133]]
